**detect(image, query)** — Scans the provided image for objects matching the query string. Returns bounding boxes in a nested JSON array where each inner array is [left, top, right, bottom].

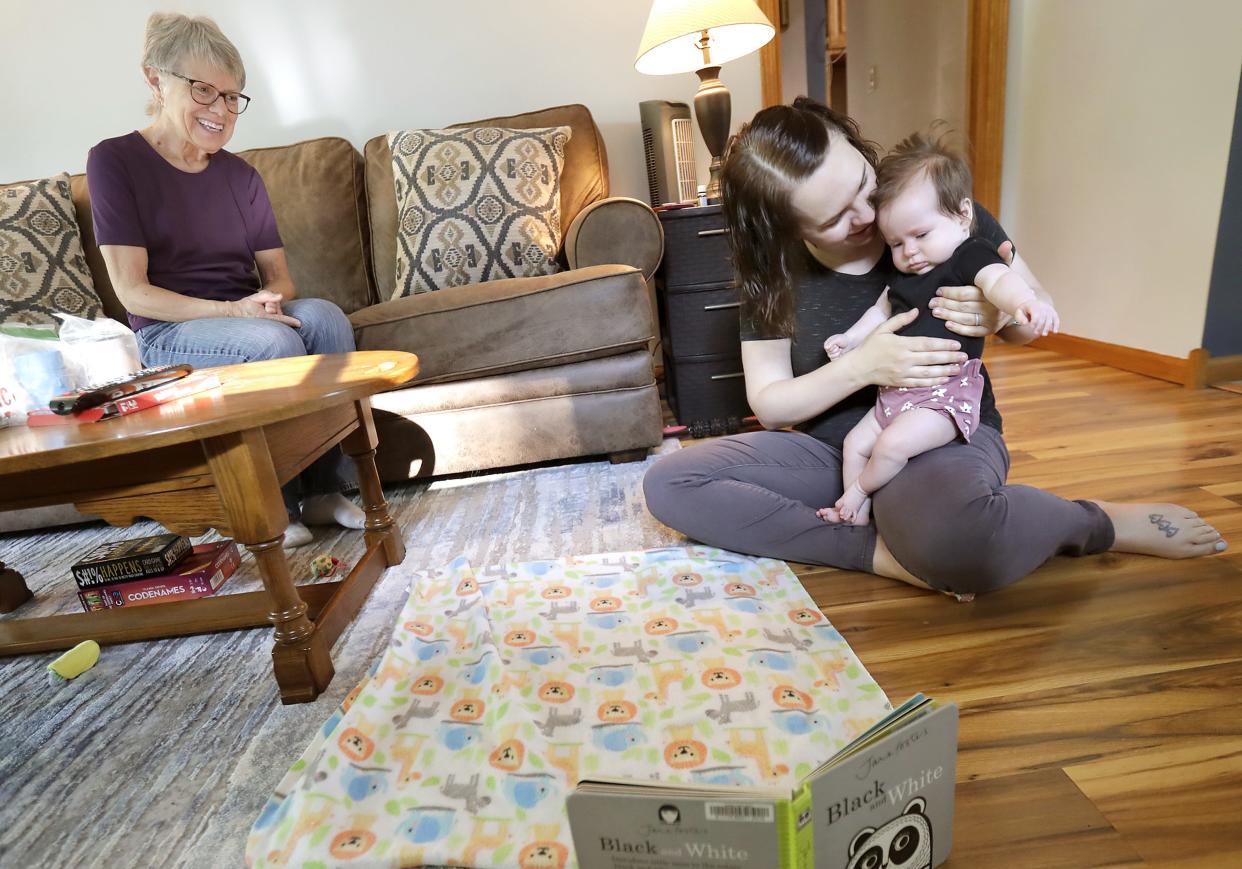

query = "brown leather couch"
[[69, 104, 665, 484]]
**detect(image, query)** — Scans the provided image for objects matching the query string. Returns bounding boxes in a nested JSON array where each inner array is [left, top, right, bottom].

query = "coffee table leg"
[[204, 428, 333, 703], [0, 561, 33, 614], [343, 399, 406, 566]]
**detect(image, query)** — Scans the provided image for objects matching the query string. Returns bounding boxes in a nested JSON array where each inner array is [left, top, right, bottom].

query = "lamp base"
[[694, 66, 731, 202]]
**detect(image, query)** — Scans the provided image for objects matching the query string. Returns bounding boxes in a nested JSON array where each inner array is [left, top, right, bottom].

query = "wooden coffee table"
[[0, 351, 418, 703]]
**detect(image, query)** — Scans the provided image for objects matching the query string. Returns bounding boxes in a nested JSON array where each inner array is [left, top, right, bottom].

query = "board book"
[[568, 696, 957, 869]]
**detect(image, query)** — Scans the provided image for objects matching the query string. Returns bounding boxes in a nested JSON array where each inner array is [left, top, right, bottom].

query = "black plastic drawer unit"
[[655, 205, 751, 433]]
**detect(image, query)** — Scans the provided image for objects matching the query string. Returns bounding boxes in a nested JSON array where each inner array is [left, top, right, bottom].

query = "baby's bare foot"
[[855, 496, 872, 526], [836, 483, 871, 526], [817, 506, 844, 523], [1094, 501, 1226, 559]]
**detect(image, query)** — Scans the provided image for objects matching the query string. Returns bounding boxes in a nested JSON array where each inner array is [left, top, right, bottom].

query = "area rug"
[[245, 548, 892, 868], [0, 444, 684, 868]]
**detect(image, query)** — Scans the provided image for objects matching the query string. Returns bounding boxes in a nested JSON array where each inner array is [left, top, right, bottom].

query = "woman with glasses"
[[86, 13, 363, 548]]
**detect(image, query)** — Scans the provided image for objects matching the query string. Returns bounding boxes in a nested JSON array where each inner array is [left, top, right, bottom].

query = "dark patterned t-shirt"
[[739, 205, 1010, 449], [86, 131, 282, 332]]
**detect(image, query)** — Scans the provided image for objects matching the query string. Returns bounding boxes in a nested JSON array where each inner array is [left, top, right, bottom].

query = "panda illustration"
[[845, 796, 932, 869]]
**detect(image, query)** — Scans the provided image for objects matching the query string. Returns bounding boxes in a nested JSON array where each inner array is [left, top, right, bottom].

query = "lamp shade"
[[635, 0, 775, 75]]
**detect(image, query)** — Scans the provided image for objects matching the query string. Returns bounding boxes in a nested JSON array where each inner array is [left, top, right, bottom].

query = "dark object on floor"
[[0, 561, 33, 613], [688, 415, 742, 439], [671, 415, 760, 439]]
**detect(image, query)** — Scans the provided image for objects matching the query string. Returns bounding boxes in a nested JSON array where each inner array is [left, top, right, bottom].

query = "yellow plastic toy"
[[47, 640, 100, 686]]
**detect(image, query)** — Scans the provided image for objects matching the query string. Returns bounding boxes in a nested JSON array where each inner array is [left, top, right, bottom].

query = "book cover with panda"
[[567, 700, 957, 869], [809, 701, 957, 869]]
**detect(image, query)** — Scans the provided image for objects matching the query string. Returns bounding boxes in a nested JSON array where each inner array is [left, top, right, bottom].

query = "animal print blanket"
[[245, 547, 891, 867]]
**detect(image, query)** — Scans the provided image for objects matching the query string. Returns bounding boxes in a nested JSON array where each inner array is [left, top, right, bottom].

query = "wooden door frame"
[[756, 0, 1009, 213]]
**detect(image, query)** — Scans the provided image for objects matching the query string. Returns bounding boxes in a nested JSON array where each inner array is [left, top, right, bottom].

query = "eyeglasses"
[[159, 68, 251, 114]]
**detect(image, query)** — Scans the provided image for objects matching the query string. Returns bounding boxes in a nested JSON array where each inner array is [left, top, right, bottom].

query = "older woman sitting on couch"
[[87, 12, 362, 547]]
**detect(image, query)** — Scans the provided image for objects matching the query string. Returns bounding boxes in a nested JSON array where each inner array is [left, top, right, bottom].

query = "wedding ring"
[[974, 313, 981, 327]]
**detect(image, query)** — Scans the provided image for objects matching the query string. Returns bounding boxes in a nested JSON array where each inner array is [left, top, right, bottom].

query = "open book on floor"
[[568, 696, 957, 869]]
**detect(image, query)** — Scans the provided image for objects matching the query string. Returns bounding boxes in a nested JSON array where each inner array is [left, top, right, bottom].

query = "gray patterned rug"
[[0, 444, 683, 869]]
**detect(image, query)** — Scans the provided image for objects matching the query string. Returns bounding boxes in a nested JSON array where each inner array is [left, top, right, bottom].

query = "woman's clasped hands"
[[228, 290, 302, 327]]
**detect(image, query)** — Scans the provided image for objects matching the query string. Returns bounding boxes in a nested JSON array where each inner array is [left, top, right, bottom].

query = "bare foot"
[[1094, 501, 1227, 559], [835, 482, 871, 526], [855, 495, 872, 526], [816, 505, 844, 523]]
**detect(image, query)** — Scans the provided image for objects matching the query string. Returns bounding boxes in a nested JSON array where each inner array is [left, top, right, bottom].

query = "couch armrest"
[[350, 264, 655, 383], [563, 197, 664, 281]]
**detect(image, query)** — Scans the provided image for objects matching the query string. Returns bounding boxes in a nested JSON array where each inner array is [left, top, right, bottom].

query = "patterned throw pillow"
[[388, 126, 570, 297], [0, 173, 103, 325]]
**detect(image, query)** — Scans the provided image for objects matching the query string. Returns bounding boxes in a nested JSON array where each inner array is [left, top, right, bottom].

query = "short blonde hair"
[[142, 12, 246, 116]]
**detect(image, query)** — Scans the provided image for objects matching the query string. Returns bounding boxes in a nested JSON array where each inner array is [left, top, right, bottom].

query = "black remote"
[[48, 364, 194, 415]]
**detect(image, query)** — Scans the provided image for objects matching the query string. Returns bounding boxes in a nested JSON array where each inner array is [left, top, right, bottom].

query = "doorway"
[[762, 0, 1008, 213]]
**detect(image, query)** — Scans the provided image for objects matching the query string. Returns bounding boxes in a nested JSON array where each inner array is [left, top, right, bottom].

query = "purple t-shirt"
[[86, 131, 283, 331]]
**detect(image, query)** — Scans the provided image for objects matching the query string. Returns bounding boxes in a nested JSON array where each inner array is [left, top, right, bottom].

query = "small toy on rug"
[[310, 554, 342, 579], [47, 640, 100, 686]]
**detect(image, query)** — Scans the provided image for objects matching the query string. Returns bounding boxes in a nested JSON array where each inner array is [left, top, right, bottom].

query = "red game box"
[[78, 540, 241, 611]]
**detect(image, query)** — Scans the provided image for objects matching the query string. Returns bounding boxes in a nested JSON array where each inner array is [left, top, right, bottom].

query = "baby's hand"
[[824, 334, 853, 360], [1015, 300, 1060, 336]]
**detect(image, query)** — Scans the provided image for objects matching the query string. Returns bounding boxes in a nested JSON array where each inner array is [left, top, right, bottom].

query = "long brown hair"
[[720, 97, 879, 338]]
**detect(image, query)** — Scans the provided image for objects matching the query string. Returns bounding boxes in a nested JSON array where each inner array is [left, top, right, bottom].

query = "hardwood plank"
[[946, 769, 1143, 868], [955, 661, 1242, 783], [1066, 740, 1242, 868], [827, 557, 1242, 704], [757, 341, 1242, 864]]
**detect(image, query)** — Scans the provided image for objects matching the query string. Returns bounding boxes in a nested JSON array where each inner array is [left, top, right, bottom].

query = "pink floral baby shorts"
[[874, 358, 985, 441]]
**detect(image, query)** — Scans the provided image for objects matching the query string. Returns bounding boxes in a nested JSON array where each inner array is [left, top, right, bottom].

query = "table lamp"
[[635, 0, 775, 202]]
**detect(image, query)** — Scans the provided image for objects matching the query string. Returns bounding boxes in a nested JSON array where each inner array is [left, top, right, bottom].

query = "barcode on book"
[[704, 802, 774, 823]]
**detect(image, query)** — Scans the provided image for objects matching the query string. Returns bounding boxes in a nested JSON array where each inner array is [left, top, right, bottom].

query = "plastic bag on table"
[[0, 324, 75, 427], [54, 313, 142, 388]]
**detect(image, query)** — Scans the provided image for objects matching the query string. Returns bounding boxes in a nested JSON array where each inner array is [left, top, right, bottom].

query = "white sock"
[[283, 521, 314, 549], [301, 493, 367, 529]]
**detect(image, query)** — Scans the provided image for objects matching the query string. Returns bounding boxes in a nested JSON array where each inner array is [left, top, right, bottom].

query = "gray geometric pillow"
[[387, 126, 570, 297], [0, 173, 103, 325]]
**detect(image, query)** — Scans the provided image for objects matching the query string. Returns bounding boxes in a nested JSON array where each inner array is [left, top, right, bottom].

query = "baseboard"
[[1186, 348, 1242, 389], [1028, 334, 1242, 390], [1028, 333, 1190, 385]]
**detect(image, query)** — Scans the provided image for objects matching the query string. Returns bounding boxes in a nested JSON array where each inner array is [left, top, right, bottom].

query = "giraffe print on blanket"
[[246, 549, 892, 868]]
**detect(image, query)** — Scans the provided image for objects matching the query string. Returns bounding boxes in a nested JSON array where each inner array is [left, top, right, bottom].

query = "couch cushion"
[[387, 126, 569, 297], [236, 138, 372, 314], [365, 104, 610, 298], [68, 175, 127, 323], [350, 263, 652, 383], [1, 174, 103, 326], [369, 351, 661, 480], [372, 348, 655, 415]]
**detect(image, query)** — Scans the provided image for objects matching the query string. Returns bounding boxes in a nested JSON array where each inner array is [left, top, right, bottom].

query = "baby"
[[819, 131, 1058, 525]]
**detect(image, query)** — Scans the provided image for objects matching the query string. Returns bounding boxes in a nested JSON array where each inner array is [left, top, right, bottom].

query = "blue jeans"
[[135, 298, 359, 516]]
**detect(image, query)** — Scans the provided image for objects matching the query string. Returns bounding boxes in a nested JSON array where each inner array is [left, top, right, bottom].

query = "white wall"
[[845, 0, 968, 152], [1001, 0, 1242, 358], [0, 0, 763, 204], [780, 0, 808, 102]]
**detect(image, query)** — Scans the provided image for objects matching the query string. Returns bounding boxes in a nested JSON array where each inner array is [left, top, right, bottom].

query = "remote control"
[[48, 364, 194, 415]]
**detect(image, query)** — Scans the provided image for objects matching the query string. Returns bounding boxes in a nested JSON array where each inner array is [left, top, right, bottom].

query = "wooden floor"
[[786, 343, 1242, 867]]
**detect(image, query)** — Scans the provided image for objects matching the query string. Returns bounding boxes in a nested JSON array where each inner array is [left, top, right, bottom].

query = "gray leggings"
[[642, 425, 1114, 595]]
